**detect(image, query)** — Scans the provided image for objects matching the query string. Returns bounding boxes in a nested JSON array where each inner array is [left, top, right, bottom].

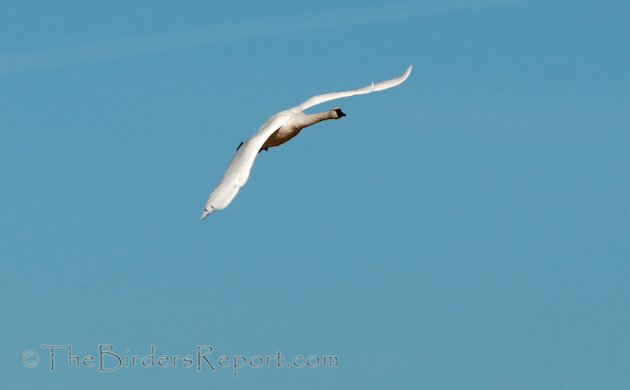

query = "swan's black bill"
[[335, 108, 346, 118]]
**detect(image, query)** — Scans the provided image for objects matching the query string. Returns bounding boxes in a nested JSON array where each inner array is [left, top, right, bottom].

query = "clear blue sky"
[[1, 1, 629, 388]]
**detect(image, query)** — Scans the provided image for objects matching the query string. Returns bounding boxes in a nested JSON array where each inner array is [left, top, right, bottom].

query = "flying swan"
[[201, 65, 413, 219]]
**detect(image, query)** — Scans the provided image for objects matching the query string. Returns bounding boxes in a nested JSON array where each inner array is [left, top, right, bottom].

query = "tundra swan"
[[201, 66, 412, 219]]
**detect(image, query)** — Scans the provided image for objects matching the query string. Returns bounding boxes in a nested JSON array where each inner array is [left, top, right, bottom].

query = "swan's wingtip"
[[403, 65, 413, 79], [201, 204, 219, 220]]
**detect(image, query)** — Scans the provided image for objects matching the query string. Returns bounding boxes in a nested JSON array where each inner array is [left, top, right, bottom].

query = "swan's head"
[[331, 107, 346, 119]]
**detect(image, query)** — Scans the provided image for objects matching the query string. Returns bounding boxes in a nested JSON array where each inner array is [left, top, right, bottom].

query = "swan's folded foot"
[[236, 141, 244, 151], [258, 147, 268, 153]]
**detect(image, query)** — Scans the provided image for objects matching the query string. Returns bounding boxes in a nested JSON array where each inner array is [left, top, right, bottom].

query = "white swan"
[[201, 65, 413, 219]]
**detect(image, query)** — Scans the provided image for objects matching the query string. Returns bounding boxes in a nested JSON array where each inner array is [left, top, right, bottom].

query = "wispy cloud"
[[0, 0, 526, 75], [0, 26, 259, 74]]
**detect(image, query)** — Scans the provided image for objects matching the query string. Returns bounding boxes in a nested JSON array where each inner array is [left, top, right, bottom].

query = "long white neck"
[[295, 110, 338, 130]]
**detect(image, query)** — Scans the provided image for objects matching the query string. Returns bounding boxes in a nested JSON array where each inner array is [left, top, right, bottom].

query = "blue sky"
[[1, 0, 629, 388]]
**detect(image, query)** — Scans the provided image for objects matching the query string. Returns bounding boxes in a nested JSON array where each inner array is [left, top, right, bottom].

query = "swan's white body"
[[201, 66, 413, 219]]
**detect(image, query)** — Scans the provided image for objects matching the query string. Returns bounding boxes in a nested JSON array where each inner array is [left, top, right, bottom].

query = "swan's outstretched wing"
[[201, 114, 290, 219], [296, 66, 412, 111]]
